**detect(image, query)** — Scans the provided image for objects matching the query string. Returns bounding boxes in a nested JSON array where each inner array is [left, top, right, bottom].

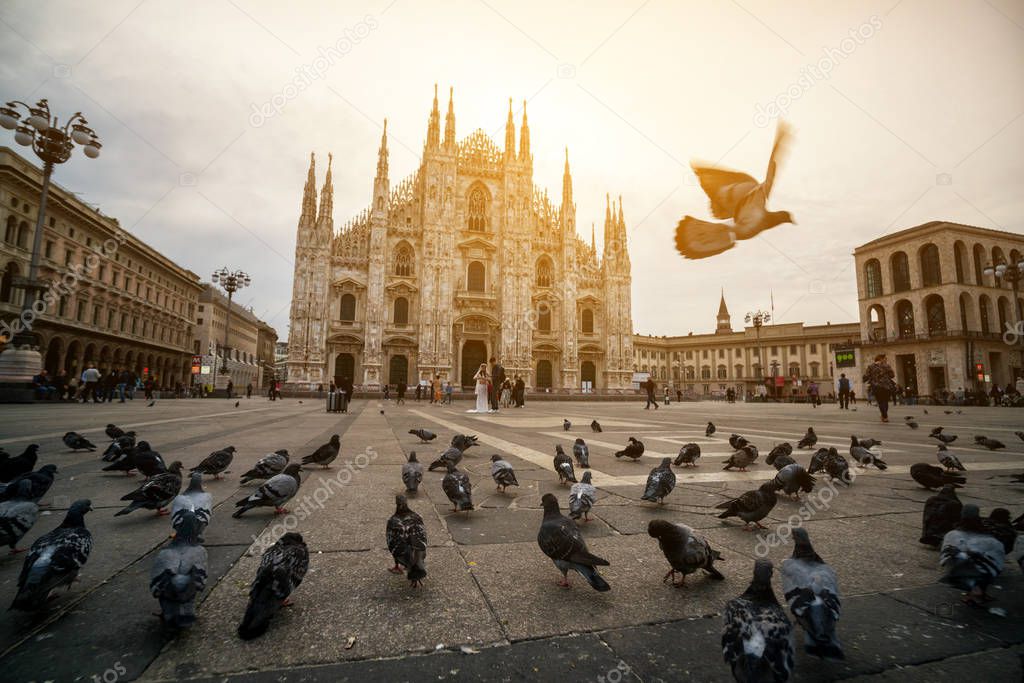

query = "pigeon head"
[[555, 444, 565, 455], [490, 454, 502, 462], [330, 434, 341, 445], [540, 493, 561, 516], [575, 438, 584, 445], [167, 461, 184, 474], [278, 532, 305, 547], [958, 504, 985, 532], [283, 464, 303, 477], [26, 444, 39, 454], [39, 464, 58, 475], [659, 457, 672, 468], [187, 471, 204, 489], [766, 210, 794, 227], [394, 494, 409, 513], [62, 499, 93, 527], [751, 559, 775, 588], [225, 446, 237, 453], [790, 527, 822, 562], [758, 481, 777, 493], [106, 423, 116, 429], [275, 449, 289, 456], [989, 508, 1011, 524], [69, 499, 93, 514], [408, 452, 418, 462], [581, 471, 592, 484], [445, 461, 458, 473], [647, 519, 676, 539], [137, 441, 151, 451]]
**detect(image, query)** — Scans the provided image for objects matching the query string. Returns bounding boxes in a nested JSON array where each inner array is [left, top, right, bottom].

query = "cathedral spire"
[[591, 222, 596, 252], [316, 153, 333, 230], [299, 152, 317, 228], [603, 192, 613, 248], [561, 147, 573, 212], [425, 83, 440, 151], [617, 194, 625, 233], [443, 87, 456, 149], [504, 98, 516, 160], [518, 100, 531, 161], [376, 119, 389, 181]]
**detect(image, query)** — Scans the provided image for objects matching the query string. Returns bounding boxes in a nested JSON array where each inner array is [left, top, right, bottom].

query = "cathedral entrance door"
[[581, 361, 596, 388], [461, 340, 487, 389], [536, 359, 553, 388], [334, 353, 355, 387], [389, 354, 408, 386]]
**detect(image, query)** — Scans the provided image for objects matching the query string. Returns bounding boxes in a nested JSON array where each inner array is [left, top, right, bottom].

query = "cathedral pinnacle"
[[504, 98, 516, 160], [518, 100, 530, 161], [299, 152, 317, 228], [376, 119, 389, 180], [316, 152, 333, 230], [425, 83, 440, 150], [444, 87, 456, 149]]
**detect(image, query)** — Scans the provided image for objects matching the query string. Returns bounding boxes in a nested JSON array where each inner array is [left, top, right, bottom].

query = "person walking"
[[863, 354, 896, 422], [80, 364, 100, 403], [514, 375, 526, 407], [443, 381, 453, 404], [837, 373, 851, 409], [808, 380, 820, 408], [644, 376, 659, 410], [396, 380, 406, 405], [471, 364, 489, 413], [247, 383, 254, 399], [489, 357, 505, 413]]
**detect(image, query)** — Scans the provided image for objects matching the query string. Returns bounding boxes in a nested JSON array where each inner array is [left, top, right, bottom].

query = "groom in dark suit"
[[489, 356, 505, 412]]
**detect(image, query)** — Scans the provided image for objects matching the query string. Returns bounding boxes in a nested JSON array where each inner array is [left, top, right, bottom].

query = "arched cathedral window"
[[536, 257, 553, 287], [394, 243, 413, 277], [340, 293, 356, 322], [467, 186, 487, 231]]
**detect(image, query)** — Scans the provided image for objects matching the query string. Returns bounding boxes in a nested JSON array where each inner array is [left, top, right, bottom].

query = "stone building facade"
[[286, 87, 633, 392], [0, 147, 201, 387], [192, 284, 276, 391]]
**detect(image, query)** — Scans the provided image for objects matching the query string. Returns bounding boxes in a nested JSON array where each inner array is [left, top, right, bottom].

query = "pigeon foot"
[[388, 564, 404, 574]]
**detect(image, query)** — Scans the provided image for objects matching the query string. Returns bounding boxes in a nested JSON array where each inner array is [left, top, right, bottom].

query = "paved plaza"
[[0, 396, 1022, 682]]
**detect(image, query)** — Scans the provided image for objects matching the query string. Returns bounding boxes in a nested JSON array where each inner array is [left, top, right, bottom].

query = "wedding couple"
[[469, 356, 505, 414]]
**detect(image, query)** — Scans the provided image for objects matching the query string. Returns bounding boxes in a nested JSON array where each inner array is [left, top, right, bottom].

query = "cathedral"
[[285, 86, 634, 392]]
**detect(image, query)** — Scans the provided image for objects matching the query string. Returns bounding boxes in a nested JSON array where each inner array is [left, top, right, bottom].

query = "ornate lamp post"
[[745, 309, 771, 399], [983, 258, 1024, 334], [211, 268, 250, 383]]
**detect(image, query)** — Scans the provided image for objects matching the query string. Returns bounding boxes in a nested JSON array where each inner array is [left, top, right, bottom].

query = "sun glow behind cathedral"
[[286, 86, 633, 392]]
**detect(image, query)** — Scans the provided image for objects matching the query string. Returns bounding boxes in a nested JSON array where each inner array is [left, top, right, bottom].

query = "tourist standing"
[[514, 375, 526, 407], [644, 376, 659, 410], [472, 364, 489, 413], [397, 380, 406, 405], [863, 354, 895, 422], [247, 383, 254, 399], [808, 380, 820, 408], [80, 364, 100, 403], [489, 357, 505, 413], [837, 373, 851, 409]]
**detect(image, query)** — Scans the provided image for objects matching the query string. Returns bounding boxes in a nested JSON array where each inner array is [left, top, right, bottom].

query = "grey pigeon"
[[568, 471, 597, 521], [408, 429, 436, 443], [102, 432, 137, 461], [132, 442, 167, 477], [0, 444, 38, 483], [537, 493, 610, 591], [854, 436, 882, 449], [649, 520, 723, 586], [850, 437, 886, 470], [386, 495, 427, 587], [983, 508, 1017, 554], [428, 446, 463, 471], [441, 461, 473, 512], [490, 455, 519, 492], [782, 528, 843, 660], [563, 419, 571, 432], [11, 499, 93, 611], [171, 472, 213, 539], [102, 443, 141, 476], [904, 417, 919, 430], [936, 445, 965, 472], [797, 428, 817, 449], [721, 559, 794, 682], [769, 454, 796, 471], [807, 448, 830, 474], [301, 435, 340, 469], [105, 424, 125, 440], [191, 446, 235, 479], [940, 505, 1005, 605], [716, 482, 777, 530], [920, 485, 962, 547], [642, 458, 676, 504], [910, 463, 964, 490], [62, 431, 95, 452], [728, 434, 749, 450], [237, 532, 309, 639], [766, 443, 794, 467], [1015, 431, 1024, 442], [240, 450, 290, 484], [614, 437, 644, 461], [0, 480, 40, 553], [451, 434, 478, 452], [591, 420, 602, 433], [0, 464, 57, 503], [232, 464, 302, 518], [402, 452, 423, 493], [116, 462, 183, 516], [674, 443, 701, 467], [974, 435, 1005, 450], [723, 444, 758, 471], [706, 421, 716, 437], [823, 448, 851, 483], [554, 444, 577, 485], [929, 427, 957, 445], [573, 438, 590, 468], [772, 463, 815, 498], [150, 510, 208, 629]]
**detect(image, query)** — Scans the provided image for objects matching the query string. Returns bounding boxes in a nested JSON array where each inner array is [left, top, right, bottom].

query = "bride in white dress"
[[471, 363, 489, 413]]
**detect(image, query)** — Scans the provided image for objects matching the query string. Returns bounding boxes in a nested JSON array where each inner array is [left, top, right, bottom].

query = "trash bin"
[[326, 391, 349, 413]]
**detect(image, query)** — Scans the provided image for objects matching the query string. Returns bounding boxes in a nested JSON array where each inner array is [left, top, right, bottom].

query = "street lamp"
[[211, 267, 251, 381], [983, 258, 1024, 331], [745, 309, 771, 399]]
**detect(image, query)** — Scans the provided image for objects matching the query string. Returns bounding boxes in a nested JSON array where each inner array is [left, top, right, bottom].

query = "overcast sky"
[[2, 0, 1022, 340]]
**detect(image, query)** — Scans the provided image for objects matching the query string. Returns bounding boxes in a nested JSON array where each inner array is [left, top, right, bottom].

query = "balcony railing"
[[862, 328, 1005, 345]]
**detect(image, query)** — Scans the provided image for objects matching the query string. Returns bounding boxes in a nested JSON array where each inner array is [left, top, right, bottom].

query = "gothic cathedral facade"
[[285, 87, 634, 392]]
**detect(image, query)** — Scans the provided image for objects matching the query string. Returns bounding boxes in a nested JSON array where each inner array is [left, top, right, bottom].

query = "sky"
[[1, 0, 1022, 341]]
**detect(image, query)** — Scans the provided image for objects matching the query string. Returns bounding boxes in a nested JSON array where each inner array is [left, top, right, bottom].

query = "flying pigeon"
[[936, 446, 965, 472], [716, 482, 777, 530], [428, 446, 463, 472], [614, 437, 645, 461], [62, 431, 95, 452], [706, 421, 716, 437], [116, 462, 183, 516], [641, 458, 676, 504], [568, 471, 597, 522], [408, 429, 436, 443], [676, 120, 795, 260], [402, 452, 423, 493], [0, 480, 40, 553], [920, 485, 962, 547], [940, 505, 1006, 605], [974, 436, 1005, 450], [237, 532, 309, 640], [150, 510, 208, 629], [728, 434, 749, 450], [781, 528, 843, 660], [850, 437, 887, 470], [797, 428, 817, 449], [573, 438, 591, 468], [232, 464, 303, 517], [904, 417, 919, 430], [537, 493, 610, 591], [191, 446, 235, 479], [105, 424, 125, 440], [648, 520, 724, 586], [591, 420, 602, 433], [171, 472, 213, 539], [0, 464, 57, 504], [132, 442, 168, 478], [554, 445, 577, 485], [240, 450, 290, 484], [441, 461, 473, 512], [723, 445, 758, 472], [102, 432, 137, 461], [674, 442, 701, 467], [854, 436, 882, 450], [386, 495, 427, 587], [807, 448, 830, 475], [766, 443, 793, 467], [910, 463, 965, 490], [10, 499, 93, 611], [721, 559, 794, 682], [301, 435, 340, 469], [563, 419, 571, 432], [490, 455, 519, 492], [772, 463, 815, 498], [451, 434, 478, 452]]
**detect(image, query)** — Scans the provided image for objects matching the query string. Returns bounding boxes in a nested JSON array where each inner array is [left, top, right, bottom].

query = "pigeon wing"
[[675, 216, 737, 260], [691, 164, 760, 218]]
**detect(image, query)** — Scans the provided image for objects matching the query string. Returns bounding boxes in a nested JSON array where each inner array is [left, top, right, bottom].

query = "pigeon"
[[614, 437, 645, 461], [1016, 431, 1024, 442], [677, 120, 795, 260], [904, 417, 919, 430], [772, 463, 815, 498], [854, 436, 882, 450], [674, 442, 701, 467], [769, 454, 796, 471], [920, 485, 962, 547], [237, 532, 309, 640], [728, 434, 749, 450], [797, 428, 817, 449], [386, 495, 427, 587], [451, 434, 478, 452], [428, 446, 464, 471], [0, 480, 40, 553], [62, 431, 96, 452], [648, 520, 724, 586], [910, 463, 965, 490], [150, 510, 208, 629], [716, 482, 778, 530], [171, 472, 213, 538], [641, 458, 676, 504], [101, 447, 138, 476], [240, 450, 290, 484], [568, 471, 597, 521], [191, 446, 236, 479], [441, 461, 473, 512], [944, 410, 953, 415], [408, 428, 436, 443], [766, 443, 793, 467], [850, 437, 887, 470], [537, 493, 610, 591], [116, 462, 184, 517], [132, 442, 168, 477], [807, 448, 831, 475], [105, 424, 125, 440], [936, 446, 965, 472], [147, 400, 155, 407], [706, 421, 716, 437], [573, 438, 591, 468], [823, 449, 851, 484], [940, 505, 1006, 604], [402, 452, 423, 493], [723, 444, 758, 471], [721, 559, 794, 682], [930, 427, 957, 445], [554, 445, 577, 485], [974, 436, 1005, 450], [781, 528, 843, 660], [232, 464, 303, 518], [563, 419, 571, 432], [102, 432, 137, 461], [924, 409, 929, 414], [301, 435, 340, 469], [235, 401, 240, 408], [591, 420, 602, 433], [11, 500, 92, 611], [0, 464, 57, 503], [490, 455, 519, 492], [982, 508, 1017, 554]]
